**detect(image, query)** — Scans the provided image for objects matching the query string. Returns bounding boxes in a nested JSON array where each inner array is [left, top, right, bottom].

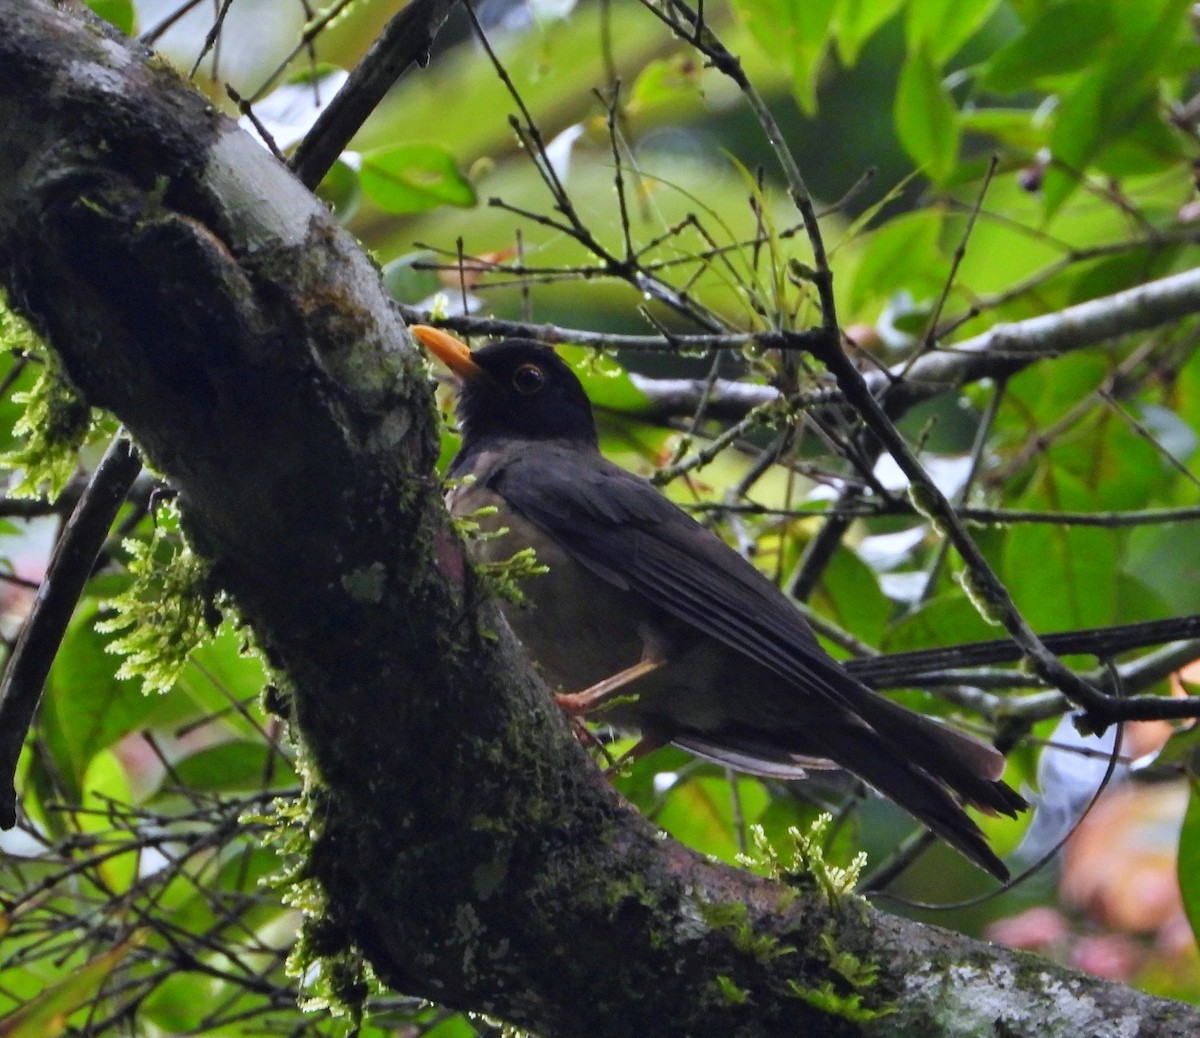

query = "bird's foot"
[[554, 657, 664, 715]]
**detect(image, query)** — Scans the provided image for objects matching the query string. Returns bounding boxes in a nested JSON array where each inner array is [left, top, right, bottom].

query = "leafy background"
[[2, 0, 1200, 1033]]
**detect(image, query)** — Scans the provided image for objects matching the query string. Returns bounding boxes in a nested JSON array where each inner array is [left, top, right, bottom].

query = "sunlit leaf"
[[656, 775, 769, 864], [895, 46, 959, 184], [729, 0, 837, 114], [849, 210, 945, 313], [83, 0, 134, 34], [904, 0, 999, 66], [79, 749, 137, 893], [360, 144, 477, 214], [629, 55, 705, 116], [832, 0, 905, 66], [139, 973, 219, 1032], [558, 346, 648, 412], [957, 108, 1045, 155], [981, 2, 1114, 92]]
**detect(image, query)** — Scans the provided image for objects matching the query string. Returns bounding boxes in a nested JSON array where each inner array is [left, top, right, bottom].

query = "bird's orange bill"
[[410, 325, 484, 381]]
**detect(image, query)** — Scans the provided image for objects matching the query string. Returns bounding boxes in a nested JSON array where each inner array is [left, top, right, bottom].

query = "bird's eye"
[[512, 363, 545, 394]]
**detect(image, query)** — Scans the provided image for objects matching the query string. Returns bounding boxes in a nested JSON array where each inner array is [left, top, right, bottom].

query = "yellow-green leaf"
[[0, 935, 144, 1038], [360, 144, 477, 214], [895, 47, 959, 184]]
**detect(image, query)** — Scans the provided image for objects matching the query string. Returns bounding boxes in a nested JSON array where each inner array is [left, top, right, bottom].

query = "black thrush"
[[413, 326, 1027, 879]]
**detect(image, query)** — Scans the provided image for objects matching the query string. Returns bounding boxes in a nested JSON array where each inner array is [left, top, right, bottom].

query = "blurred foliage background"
[[2, 0, 1200, 1033]]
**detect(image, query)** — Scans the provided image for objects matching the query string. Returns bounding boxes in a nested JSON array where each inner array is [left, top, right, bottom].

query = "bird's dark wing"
[[487, 445, 1024, 818], [489, 444, 825, 656], [488, 445, 876, 710]]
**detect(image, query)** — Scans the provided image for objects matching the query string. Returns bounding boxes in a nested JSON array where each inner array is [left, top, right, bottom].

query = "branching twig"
[[0, 433, 141, 829], [289, 0, 459, 190]]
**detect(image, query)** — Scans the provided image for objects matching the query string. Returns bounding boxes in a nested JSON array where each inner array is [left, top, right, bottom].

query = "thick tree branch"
[[0, 4, 1196, 1036], [288, 0, 458, 190]]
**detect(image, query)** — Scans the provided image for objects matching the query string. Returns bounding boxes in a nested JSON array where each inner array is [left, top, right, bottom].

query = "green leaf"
[[422, 1014, 481, 1038], [1180, 775, 1200, 949], [45, 609, 158, 785], [316, 157, 361, 224], [84, 0, 135, 34], [849, 210, 945, 313], [882, 594, 999, 655], [981, 2, 1114, 92], [729, 0, 837, 114], [0, 935, 143, 1038], [904, 0, 1000, 66], [1043, 0, 1192, 216], [558, 347, 648, 412], [958, 108, 1045, 155], [789, 0, 839, 115], [381, 250, 441, 303], [895, 47, 960, 184], [163, 844, 284, 937], [1001, 468, 1118, 631], [656, 775, 770, 864], [1003, 351, 1108, 440], [629, 55, 706, 116], [833, 0, 905, 66], [359, 144, 477, 214], [812, 545, 890, 650], [1092, 94, 1187, 176], [171, 741, 297, 793], [1107, 0, 1194, 82], [140, 973, 221, 1032], [1043, 70, 1119, 216], [79, 750, 138, 894], [1127, 523, 1200, 616], [1043, 410, 1166, 512]]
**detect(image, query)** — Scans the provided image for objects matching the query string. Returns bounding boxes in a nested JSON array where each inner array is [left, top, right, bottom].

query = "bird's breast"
[[449, 479, 646, 688], [446, 477, 732, 734]]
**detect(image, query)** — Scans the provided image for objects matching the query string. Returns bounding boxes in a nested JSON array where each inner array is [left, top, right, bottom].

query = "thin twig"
[[0, 433, 142, 829]]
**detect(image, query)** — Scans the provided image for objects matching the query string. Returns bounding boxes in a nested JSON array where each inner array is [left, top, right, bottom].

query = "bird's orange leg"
[[554, 657, 664, 715]]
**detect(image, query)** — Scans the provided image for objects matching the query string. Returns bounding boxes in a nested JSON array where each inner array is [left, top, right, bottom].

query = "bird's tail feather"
[[808, 720, 1015, 880], [838, 688, 1028, 818], [673, 712, 1023, 880]]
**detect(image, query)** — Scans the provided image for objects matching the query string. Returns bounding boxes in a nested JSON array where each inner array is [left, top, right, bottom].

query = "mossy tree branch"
[[0, 4, 1196, 1036]]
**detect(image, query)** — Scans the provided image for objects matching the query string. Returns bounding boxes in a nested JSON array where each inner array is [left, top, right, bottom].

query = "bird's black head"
[[413, 328, 599, 452]]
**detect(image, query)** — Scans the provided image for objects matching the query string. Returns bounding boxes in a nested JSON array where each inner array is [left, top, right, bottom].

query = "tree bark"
[[0, 3, 1196, 1036]]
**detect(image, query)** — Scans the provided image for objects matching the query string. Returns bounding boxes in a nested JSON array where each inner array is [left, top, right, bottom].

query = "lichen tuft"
[[0, 301, 96, 500], [96, 502, 219, 693]]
